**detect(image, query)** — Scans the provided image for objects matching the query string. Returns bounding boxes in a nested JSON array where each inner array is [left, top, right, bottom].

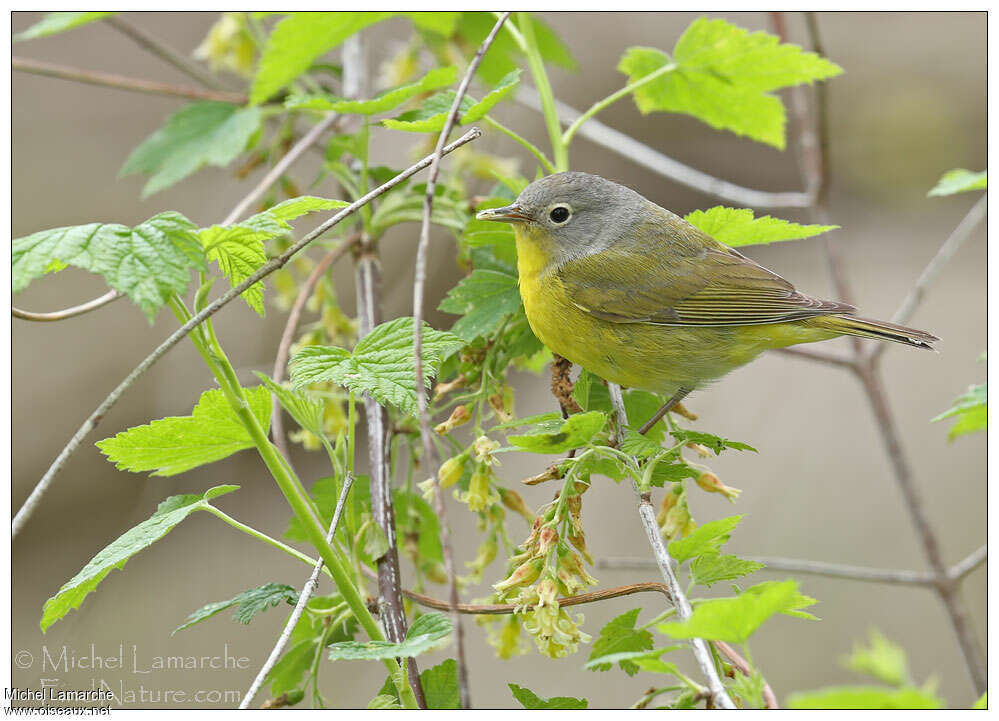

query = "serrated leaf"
[[587, 608, 653, 675], [690, 553, 765, 587], [685, 206, 838, 247], [657, 580, 817, 644], [40, 485, 238, 631], [289, 317, 464, 416], [16, 12, 113, 40], [509, 683, 588, 710], [668, 515, 743, 563], [173, 583, 298, 634], [368, 694, 401, 709], [787, 685, 943, 710], [381, 70, 521, 133], [619, 18, 841, 148], [438, 268, 522, 341], [585, 648, 677, 674], [620, 430, 665, 459], [928, 168, 987, 197], [419, 659, 460, 709], [328, 612, 451, 660], [730, 669, 768, 709], [508, 411, 607, 453], [250, 12, 393, 104], [96, 387, 272, 476], [286, 66, 458, 115], [13, 212, 204, 322], [843, 629, 910, 686], [121, 102, 262, 197], [670, 430, 757, 454], [571, 370, 673, 442], [932, 383, 986, 440], [461, 70, 521, 123], [266, 638, 315, 696], [255, 372, 326, 441]]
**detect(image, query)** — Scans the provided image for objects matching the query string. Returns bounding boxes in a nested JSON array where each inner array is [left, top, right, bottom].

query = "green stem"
[[485, 116, 556, 174], [562, 62, 677, 150], [518, 12, 566, 171]]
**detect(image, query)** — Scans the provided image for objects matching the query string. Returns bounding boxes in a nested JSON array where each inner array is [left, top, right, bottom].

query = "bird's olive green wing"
[[557, 243, 854, 327]]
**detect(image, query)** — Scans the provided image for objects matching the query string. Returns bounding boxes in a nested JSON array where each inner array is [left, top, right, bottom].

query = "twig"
[[515, 87, 812, 209], [239, 474, 354, 709], [949, 544, 987, 582], [715, 641, 780, 709], [869, 194, 987, 361], [412, 13, 510, 709], [606, 382, 736, 710], [270, 240, 358, 456], [104, 14, 227, 91], [11, 127, 482, 538], [12, 289, 122, 322], [12, 56, 246, 103], [774, 346, 857, 371]]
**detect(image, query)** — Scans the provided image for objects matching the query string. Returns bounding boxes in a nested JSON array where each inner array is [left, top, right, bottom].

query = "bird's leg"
[[638, 388, 691, 435]]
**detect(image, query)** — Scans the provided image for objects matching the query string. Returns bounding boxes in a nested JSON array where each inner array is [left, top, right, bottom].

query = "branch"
[[774, 346, 857, 371], [949, 544, 987, 582], [270, 239, 358, 457], [104, 14, 228, 91], [412, 13, 510, 709], [606, 382, 736, 710], [239, 474, 354, 709], [12, 57, 246, 103], [869, 193, 987, 362], [515, 87, 813, 209], [12, 289, 122, 322], [11, 127, 482, 538]]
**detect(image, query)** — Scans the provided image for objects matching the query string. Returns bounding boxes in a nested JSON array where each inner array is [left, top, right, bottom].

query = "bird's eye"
[[549, 205, 571, 224]]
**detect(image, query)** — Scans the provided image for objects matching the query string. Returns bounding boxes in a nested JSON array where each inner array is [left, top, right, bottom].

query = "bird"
[[476, 171, 937, 419]]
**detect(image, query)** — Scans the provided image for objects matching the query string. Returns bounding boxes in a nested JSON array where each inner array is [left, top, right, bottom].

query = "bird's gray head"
[[476, 171, 655, 266]]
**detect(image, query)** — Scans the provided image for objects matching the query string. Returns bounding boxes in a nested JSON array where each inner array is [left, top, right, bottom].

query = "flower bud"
[[488, 389, 514, 423], [472, 435, 500, 464], [493, 557, 543, 596], [438, 454, 466, 489], [537, 525, 559, 555], [433, 374, 467, 400], [434, 405, 471, 435], [499, 488, 535, 523], [695, 471, 742, 503]]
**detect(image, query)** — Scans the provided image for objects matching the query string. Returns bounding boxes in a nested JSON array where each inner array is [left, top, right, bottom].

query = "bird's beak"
[[476, 204, 531, 223]]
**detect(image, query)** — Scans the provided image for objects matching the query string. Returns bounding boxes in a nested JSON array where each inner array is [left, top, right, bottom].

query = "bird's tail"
[[810, 315, 939, 350]]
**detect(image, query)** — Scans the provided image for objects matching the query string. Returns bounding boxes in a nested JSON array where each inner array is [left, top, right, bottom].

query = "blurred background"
[[12, 11, 986, 709]]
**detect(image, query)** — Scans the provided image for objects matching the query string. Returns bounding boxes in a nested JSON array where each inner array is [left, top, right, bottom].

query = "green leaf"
[[843, 629, 910, 686], [585, 648, 678, 675], [729, 669, 768, 709], [619, 18, 841, 148], [41, 485, 238, 631], [587, 608, 653, 675], [787, 685, 943, 710], [368, 695, 401, 709], [328, 612, 451, 660], [121, 102, 262, 197], [96, 387, 272, 476], [509, 683, 588, 710], [685, 206, 838, 247], [199, 196, 348, 314], [405, 12, 461, 37], [255, 373, 325, 439], [16, 12, 113, 40], [508, 411, 607, 454], [173, 583, 298, 634], [289, 317, 464, 416], [620, 430, 666, 459], [419, 659, 460, 709], [657, 580, 818, 644], [973, 692, 987, 710], [670, 429, 757, 454], [438, 268, 522, 341], [250, 12, 393, 104], [382, 70, 521, 133], [690, 553, 765, 587], [286, 66, 458, 115], [395, 490, 444, 565], [267, 639, 315, 696], [928, 168, 987, 197], [933, 383, 987, 440], [668, 515, 743, 562], [456, 13, 576, 85], [13, 212, 204, 322]]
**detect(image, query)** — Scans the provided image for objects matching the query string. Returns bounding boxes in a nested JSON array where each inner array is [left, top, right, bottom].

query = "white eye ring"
[[548, 204, 572, 224]]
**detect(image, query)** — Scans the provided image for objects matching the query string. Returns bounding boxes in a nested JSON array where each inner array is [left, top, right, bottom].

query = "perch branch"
[[12, 127, 482, 538], [412, 13, 510, 709], [239, 474, 354, 709], [13, 289, 122, 322], [12, 56, 246, 103], [606, 382, 736, 710]]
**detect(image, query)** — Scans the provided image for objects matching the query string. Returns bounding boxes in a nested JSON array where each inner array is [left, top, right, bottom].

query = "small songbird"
[[477, 172, 937, 412]]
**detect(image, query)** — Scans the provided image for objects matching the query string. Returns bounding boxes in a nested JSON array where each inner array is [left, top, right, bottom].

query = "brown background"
[[13, 12, 986, 709]]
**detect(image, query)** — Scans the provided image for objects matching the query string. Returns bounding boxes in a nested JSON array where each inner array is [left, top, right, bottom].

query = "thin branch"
[[949, 544, 987, 582], [104, 14, 227, 91], [515, 87, 813, 209], [11, 127, 482, 538], [869, 194, 987, 362], [12, 289, 122, 322], [239, 474, 354, 709], [606, 382, 736, 710], [270, 239, 358, 456], [774, 346, 857, 371], [413, 13, 510, 709], [12, 56, 246, 103]]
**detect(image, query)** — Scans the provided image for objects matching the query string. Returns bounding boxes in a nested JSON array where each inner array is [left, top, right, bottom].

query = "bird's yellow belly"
[[516, 235, 824, 395]]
